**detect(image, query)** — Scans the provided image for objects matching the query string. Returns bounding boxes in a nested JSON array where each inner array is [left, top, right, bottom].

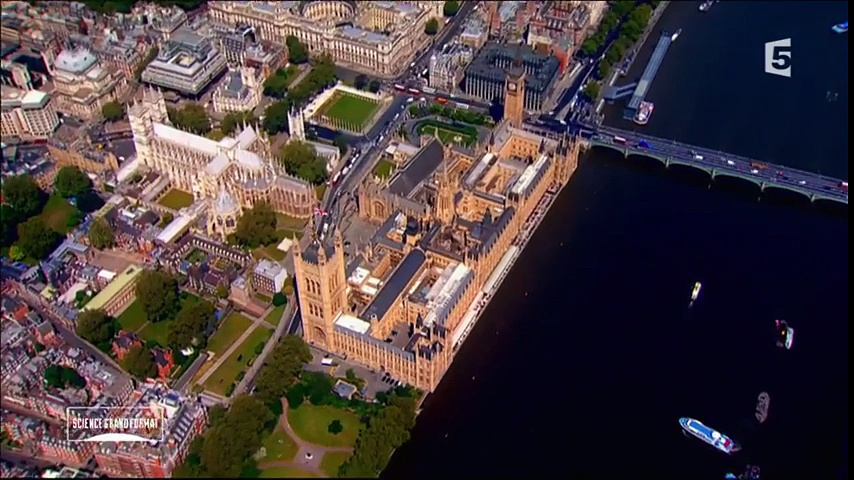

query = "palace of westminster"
[[294, 66, 581, 392]]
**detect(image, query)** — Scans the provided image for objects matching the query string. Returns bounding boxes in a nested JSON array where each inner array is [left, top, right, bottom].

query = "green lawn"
[[132, 293, 200, 347], [315, 184, 327, 201], [260, 424, 299, 463], [206, 312, 254, 356], [157, 189, 195, 210], [260, 467, 318, 478], [416, 120, 477, 147], [320, 451, 351, 477], [202, 326, 271, 395], [264, 305, 286, 327], [287, 404, 362, 448], [116, 301, 148, 333], [373, 159, 395, 179], [276, 213, 308, 230], [322, 93, 380, 129], [253, 228, 297, 261], [39, 195, 78, 234]]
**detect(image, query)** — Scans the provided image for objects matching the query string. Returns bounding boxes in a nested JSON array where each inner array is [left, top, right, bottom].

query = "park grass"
[[260, 424, 299, 463], [276, 213, 308, 230], [202, 326, 271, 395], [133, 293, 199, 347], [39, 195, 77, 234], [373, 159, 395, 179], [157, 189, 195, 210], [321, 93, 380, 129], [259, 467, 318, 478], [253, 228, 298, 261], [206, 312, 253, 356], [320, 451, 351, 477], [264, 304, 286, 327], [116, 301, 148, 333], [287, 404, 362, 448], [416, 120, 477, 147]]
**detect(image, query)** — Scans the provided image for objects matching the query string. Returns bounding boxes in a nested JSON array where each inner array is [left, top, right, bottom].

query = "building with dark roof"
[[463, 42, 560, 111]]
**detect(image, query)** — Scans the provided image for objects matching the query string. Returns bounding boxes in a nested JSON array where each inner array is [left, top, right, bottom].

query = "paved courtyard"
[[305, 347, 399, 400]]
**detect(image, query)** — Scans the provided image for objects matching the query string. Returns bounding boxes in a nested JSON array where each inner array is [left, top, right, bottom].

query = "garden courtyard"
[[254, 400, 362, 478], [157, 188, 195, 210], [415, 120, 478, 147]]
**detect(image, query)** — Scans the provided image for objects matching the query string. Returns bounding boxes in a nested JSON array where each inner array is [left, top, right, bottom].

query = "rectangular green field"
[[116, 301, 148, 333], [323, 93, 380, 127], [202, 326, 271, 395], [206, 312, 254, 355], [157, 189, 195, 210], [418, 125, 476, 147]]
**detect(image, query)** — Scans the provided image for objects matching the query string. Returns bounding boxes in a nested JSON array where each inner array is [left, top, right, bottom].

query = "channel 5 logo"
[[765, 39, 792, 78]]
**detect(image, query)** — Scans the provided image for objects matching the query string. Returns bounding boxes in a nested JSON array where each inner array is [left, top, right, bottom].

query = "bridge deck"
[[585, 124, 849, 204], [626, 34, 672, 112]]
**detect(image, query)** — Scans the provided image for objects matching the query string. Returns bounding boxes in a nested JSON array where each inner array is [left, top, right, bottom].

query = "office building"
[[141, 28, 227, 97], [252, 259, 287, 295], [428, 43, 474, 91], [0, 85, 59, 138], [208, 1, 441, 76], [463, 43, 559, 112]]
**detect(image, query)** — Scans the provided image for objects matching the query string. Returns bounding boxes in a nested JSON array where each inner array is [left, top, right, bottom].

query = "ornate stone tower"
[[555, 134, 580, 185], [128, 87, 168, 168], [287, 108, 306, 142], [434, 152, 457, 225], [292, 229, 348, 351], [503, 54, 526, 127]]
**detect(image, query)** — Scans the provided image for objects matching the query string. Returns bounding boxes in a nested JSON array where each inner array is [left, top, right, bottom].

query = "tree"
[[122, 345, 157, 379], [198, 395, 273, 477], [262, 100, 290, 135], [168, 299, 217, 351], [17, 218, 60, 260], [338, 391, 417, 477], [88, 217, 114, 249], [221, 111, 256, 135], [101, 101, 124, 122], [443, 0, 460, 17], [215, 284, 229, 299], [2, 174, 42, 218], [278, 140, 328, 184], [582, 82, 601, 101], [424, 18, 439, 35], [263, 68, 292, 99], [253, 335, 312, 405], [136, 270, 180, 323], [44, 365, 86, 389], [8, 245, 24, 261], [272, 292, 286, 307], [354, 74, 368, 90], [368, 79, 381, 93], [167, 103, 211, 135], [159, 212, 174, 227], [54, 166, 92, 199], [333, 135, 348, 155], [328, 419, 343, 435], [234, 202, 277, 248], [208, 404, 227, 427], [285, 35, 308, 64], [76, 309, 116, 345], [597, 60, 612, 80], [0, 204, 20, 246]]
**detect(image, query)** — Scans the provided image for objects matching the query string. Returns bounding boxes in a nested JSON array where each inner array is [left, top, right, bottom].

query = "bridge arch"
[[761, 182, 814, 201], [710, 170, 765, 189]]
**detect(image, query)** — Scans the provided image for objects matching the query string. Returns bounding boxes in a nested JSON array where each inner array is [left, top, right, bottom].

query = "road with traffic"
[[588, 125, 849, 203], [311, 4, 480, 236]]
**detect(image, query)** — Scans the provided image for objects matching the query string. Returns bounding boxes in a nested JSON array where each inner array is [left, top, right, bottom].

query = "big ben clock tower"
[[503, 57, 526, 127]]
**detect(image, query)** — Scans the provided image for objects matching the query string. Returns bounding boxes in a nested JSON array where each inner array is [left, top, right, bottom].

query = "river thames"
[[383, 2, 848, 479]]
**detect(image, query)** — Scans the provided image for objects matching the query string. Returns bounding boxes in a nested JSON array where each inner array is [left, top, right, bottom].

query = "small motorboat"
[[775, 320, 794, 350]]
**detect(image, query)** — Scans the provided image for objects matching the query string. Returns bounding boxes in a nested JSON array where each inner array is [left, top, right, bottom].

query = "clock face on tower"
[[507, 82, 517, 92]]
